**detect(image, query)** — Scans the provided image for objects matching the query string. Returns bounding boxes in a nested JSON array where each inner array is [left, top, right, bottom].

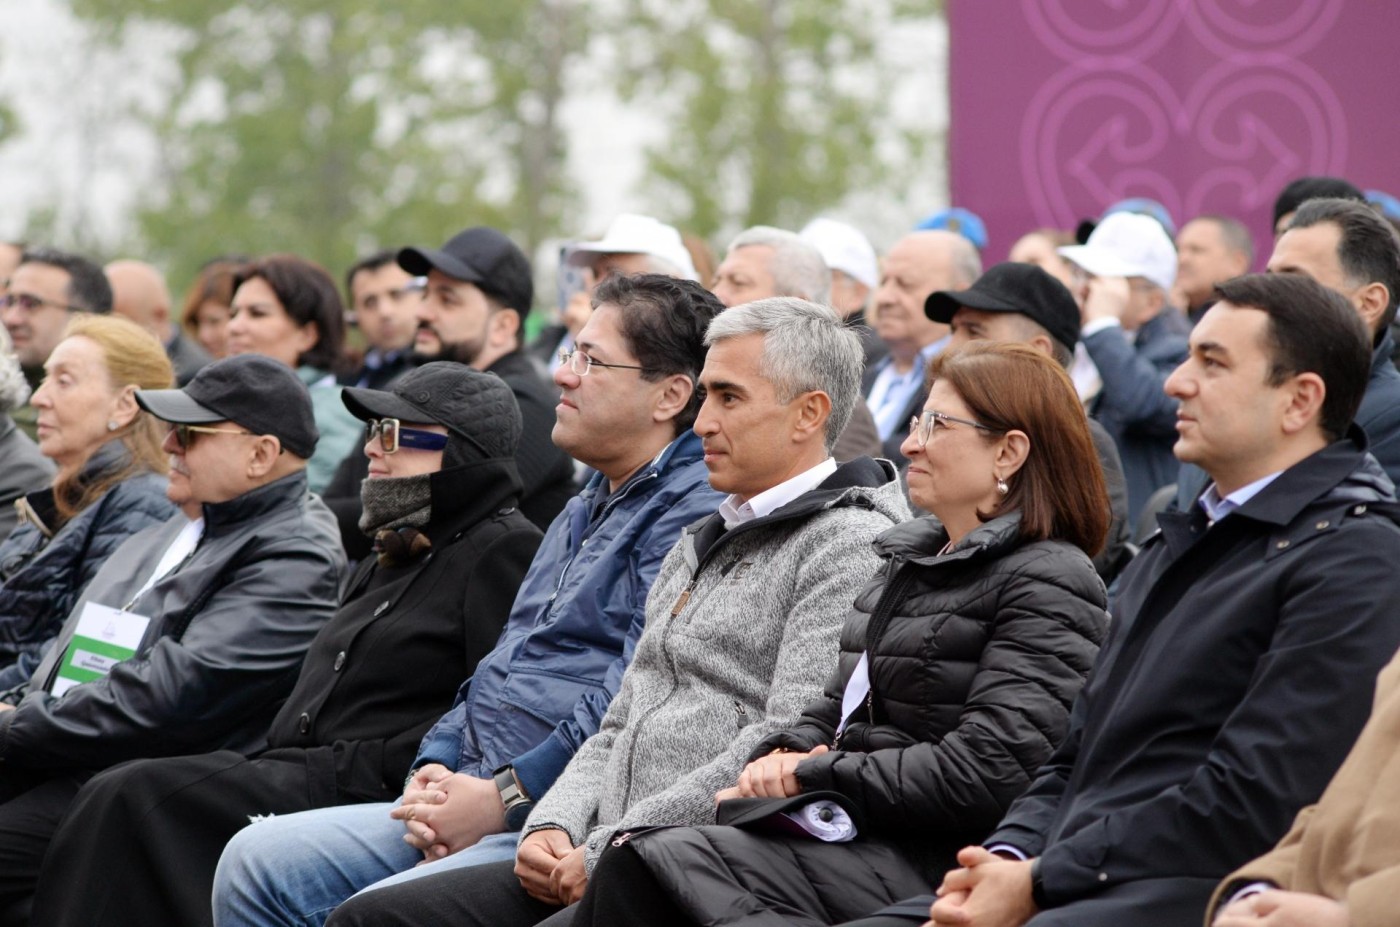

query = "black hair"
[[344, 249, 399, 307], [1273, 176, 1365, 229], [232, 254, 345, 370], [1287, 197, 1400, 333], [18, 247, 113, 314], [592, 273, 725, 434], [1214, 274, 1370, 440]]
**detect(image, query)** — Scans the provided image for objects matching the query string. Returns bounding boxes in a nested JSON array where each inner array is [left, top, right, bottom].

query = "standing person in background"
[[224, 255, 362, 493]]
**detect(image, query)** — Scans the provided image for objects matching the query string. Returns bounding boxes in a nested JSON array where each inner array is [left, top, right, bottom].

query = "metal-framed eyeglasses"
[[557, 349, 648, 377], [0, 291, 85, 314], [908, 410, 1002, 448], [170, 424, 253, 450], [365, 418, 449, 454]]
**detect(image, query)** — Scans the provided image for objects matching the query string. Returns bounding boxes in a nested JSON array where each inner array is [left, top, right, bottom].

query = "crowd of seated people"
[[0, 171, 1394, 927]]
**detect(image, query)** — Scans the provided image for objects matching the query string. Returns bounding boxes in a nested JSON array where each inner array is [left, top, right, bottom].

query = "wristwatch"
[[1029, 857, 1051, 909], [493, 764, 534, 830]]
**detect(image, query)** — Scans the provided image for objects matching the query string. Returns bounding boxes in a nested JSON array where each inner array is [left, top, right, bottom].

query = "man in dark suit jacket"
[[857, 274, 1400, 927]]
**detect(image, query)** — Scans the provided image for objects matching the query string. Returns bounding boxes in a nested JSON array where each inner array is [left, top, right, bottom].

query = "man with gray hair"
[[864, 230, 982, 461], [711, 226, 881, 461], [321, 297, 910, 927]]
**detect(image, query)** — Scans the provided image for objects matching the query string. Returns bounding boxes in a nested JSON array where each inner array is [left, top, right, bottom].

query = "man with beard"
[[324, 228, 576, 557]]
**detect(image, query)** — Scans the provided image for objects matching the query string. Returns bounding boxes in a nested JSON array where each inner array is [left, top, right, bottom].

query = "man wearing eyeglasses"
[[0, 354, 345, 922], [1, 247, 113, 440], [206, 273, 729, 927]]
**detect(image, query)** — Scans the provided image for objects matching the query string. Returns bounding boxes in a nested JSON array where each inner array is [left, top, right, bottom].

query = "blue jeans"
[[212, 799, 520, 926]]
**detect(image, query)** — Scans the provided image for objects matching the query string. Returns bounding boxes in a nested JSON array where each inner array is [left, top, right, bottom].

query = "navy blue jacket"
[[987, 432, 1400, 912], [1084, 310, 1189, 519], [0, 441, 176, 687], [411, 430, 722, 800]]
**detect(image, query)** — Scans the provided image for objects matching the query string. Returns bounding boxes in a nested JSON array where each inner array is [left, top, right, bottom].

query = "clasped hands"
[[390, 763, 507, 865]]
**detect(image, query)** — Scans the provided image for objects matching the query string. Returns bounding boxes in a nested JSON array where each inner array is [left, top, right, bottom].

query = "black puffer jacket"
[[615, 511, 1109, 927], [767, 510, 1108, 865]]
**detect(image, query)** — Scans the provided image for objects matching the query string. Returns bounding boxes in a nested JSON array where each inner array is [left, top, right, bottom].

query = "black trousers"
[[327, 858, 579, 927], [30, 747, 394, 927], [0, 767, 92, 927], [838, 877, 1220, 927]]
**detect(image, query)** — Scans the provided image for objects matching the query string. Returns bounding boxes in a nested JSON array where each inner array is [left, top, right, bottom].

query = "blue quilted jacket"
[[0, 441, 176, 688]]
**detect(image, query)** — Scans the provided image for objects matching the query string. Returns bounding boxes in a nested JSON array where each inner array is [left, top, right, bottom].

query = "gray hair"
[[726, 226, 832, 305], [0, 327, 30, 413], [705, 297, 861, 452]]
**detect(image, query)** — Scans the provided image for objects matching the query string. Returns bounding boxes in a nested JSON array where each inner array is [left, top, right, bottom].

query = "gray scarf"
[[358, 473, 433, 535]]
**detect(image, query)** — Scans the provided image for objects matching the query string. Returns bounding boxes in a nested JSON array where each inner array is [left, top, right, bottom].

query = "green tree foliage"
[[71, 0, 585, 289], [611, 0, 934, 239]]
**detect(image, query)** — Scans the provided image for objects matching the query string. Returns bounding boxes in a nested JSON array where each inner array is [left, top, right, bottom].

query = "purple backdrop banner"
[[948, 0, 1400, 265]]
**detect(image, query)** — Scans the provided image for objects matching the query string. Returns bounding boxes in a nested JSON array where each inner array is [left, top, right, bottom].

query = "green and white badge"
[[51, 602, 149, 697]]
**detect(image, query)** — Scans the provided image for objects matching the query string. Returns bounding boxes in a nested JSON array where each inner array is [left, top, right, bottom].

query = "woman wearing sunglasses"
[[0, 315, 177, 688], [563, 342, 1112, 927]]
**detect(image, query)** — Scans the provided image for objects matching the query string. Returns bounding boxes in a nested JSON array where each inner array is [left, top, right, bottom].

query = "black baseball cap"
[[925, 262, 1081, 352], [341, 362, 522, 464], [398, 227, 534, 315], [135, 355, 319, 458]]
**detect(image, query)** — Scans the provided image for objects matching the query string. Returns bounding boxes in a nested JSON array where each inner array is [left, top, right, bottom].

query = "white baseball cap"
[[1058, 211, 1178, 292], [800, 218, 879, 290], [566, 213, 698, 281]]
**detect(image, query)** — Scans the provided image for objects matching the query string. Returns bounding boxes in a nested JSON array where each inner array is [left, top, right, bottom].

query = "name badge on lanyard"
[[51, 602, 150, 697]]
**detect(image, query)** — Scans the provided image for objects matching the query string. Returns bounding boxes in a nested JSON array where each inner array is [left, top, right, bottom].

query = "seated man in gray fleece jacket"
[[325, 297, 911, 927]]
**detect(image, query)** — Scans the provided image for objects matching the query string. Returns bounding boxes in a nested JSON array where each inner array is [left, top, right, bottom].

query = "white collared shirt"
[[866, 337, 949, 439], [1198, 471, 1284, 524], [718, 458, 838, 530]]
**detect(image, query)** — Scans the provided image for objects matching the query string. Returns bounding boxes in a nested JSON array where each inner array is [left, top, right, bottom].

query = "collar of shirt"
[[1198, 470, 1284, 524], [719, 457, 838, 530], [867, 336, 950, 439]]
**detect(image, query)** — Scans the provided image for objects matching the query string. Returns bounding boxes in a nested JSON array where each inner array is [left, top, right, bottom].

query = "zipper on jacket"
[[548, 471, 659, 604]]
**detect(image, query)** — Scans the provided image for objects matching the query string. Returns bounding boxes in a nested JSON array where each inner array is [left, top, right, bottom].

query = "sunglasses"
[[170, 424, 253, 450], [365, 418, 449, 454]]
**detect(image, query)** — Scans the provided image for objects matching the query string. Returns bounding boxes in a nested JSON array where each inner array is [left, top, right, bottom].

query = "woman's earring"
[[996, 476, 1009, 496], [106, 420, 119, 432]]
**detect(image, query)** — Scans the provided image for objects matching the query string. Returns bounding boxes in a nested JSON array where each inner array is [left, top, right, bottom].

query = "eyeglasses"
[[365, 418, 449, 454], [170, 424, 254, 450], [908, 410, 1002, 448], [0, 291, 85, 314], [557, 349, 648, 377]]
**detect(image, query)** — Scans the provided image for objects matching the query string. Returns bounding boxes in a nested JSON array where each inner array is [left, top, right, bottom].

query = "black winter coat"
[[987, 431, 1400, 919], [264, 454, 543, 796], [617, 511, 1108, 927]]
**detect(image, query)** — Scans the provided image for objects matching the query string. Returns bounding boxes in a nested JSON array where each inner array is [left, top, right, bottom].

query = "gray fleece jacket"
[[523, 457, 910, 870]]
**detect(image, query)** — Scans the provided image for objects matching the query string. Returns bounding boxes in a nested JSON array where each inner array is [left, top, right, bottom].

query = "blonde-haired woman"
[[0, 314, 179, 688]]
